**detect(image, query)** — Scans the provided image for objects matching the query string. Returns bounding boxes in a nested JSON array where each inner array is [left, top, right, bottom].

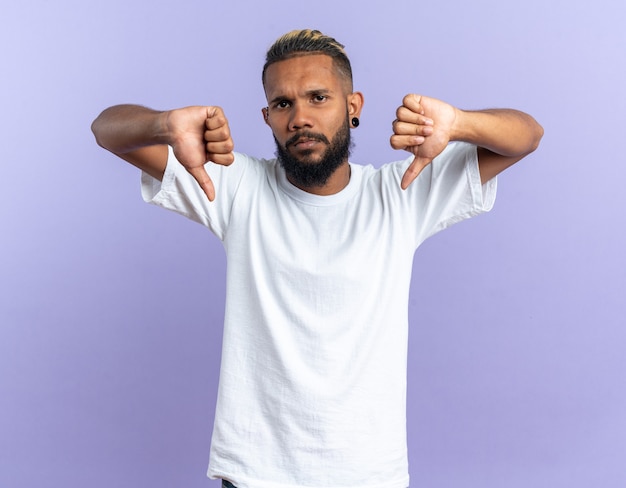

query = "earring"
[[351, 117, 360, 128]]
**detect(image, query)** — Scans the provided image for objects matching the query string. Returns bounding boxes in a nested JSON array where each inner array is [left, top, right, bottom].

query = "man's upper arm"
[[477, 147, 526, 184]]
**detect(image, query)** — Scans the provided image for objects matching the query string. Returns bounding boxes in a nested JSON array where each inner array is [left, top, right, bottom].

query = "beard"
[[274, 117, 353, 188]]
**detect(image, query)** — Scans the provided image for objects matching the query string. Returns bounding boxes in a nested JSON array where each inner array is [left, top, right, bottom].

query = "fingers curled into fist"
[[391, 95, 435, 148], [203, 106, 235, 166]]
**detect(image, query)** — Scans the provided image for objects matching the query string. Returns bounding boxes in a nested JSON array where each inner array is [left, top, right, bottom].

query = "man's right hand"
[[166, 106, 235, 201]]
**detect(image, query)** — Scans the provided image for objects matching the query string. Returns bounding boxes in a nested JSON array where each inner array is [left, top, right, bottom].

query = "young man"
[[92, 29, 542, 488]]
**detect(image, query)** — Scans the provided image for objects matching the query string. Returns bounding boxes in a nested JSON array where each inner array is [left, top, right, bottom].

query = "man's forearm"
[[452, 108, 544, 158], [91, 104, 169, 155]]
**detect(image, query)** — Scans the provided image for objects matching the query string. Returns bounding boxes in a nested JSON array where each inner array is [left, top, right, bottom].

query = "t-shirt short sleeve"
[[141, 147, 253, 240]]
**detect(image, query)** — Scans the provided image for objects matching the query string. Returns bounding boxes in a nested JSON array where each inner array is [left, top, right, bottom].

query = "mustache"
[[286, 131, 330, 147]]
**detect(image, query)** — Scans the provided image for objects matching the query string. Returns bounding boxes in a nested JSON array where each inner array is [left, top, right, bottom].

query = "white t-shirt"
[[141, 142, 497, 488]]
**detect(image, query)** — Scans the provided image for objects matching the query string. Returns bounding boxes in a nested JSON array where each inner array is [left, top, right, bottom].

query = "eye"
[[312, 94, 328, 103], [274, 100, 291, 109]]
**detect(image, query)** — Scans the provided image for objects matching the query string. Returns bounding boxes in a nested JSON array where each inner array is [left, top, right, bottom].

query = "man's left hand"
[[390, 94, 458, 189]]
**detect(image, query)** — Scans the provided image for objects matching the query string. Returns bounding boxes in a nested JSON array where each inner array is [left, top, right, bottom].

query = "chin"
[[291, 150, 323, 165]]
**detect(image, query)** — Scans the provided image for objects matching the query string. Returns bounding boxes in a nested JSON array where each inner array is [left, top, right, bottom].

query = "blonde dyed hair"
[[262, 29, 353, 90]]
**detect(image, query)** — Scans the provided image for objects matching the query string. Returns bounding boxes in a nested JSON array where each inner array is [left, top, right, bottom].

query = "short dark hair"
[[262, 29, 353, 90]]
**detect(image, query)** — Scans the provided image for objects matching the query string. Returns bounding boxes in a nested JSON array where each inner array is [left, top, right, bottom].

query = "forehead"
[[263, 54, 344, 97]]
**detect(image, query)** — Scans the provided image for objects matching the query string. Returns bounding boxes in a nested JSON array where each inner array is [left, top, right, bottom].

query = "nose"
[[288, 102, 313, 131]]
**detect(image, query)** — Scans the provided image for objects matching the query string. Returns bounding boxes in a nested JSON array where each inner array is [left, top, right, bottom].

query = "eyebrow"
[[268, 88, 332, 106]]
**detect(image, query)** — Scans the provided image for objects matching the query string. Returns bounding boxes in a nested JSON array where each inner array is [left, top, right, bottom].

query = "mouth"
[[292, 138, 320, 150], [286, 132, 329, 149]]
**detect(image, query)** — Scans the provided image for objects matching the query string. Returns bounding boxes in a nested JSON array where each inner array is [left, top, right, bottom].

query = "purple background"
[[2, 0, 625, 487]]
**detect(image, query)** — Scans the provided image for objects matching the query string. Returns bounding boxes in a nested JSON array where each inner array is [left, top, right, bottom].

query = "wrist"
[[449, 107, 471, 143], [155, 110, 175, 146]]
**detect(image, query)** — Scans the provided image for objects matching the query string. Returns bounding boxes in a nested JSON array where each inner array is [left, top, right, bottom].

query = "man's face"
[[263, 54, 359, 188]]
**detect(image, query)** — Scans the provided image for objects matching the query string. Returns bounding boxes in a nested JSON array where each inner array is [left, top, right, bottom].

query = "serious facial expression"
[[263, 54, 359, 186]]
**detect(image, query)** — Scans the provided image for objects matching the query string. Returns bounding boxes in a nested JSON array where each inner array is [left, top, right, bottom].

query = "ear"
[[261, 107, 270, 127], [347, 91, 364, 120]]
